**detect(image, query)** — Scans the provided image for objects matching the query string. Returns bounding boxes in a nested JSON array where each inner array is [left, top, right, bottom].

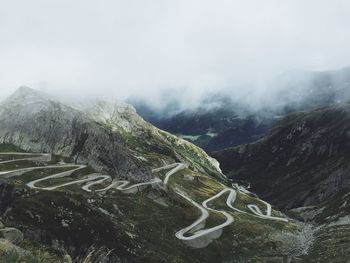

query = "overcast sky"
[[1, 0, 350, 101]]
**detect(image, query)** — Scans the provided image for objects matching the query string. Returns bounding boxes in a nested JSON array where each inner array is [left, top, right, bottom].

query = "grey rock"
[[63, 254, 73, 263], [0, 238, 32, 259], [0, 87, 151, 181], [0, 181, 16, 215], [0, 228, 24, 244]]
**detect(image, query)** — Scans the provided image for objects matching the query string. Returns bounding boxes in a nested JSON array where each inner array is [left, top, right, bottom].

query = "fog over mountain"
[[1, 0, 350, 109], [2, 1, 350, 261]]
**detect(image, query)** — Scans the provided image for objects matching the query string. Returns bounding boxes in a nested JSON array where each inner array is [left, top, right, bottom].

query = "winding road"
[[0, 152, 288, 248]]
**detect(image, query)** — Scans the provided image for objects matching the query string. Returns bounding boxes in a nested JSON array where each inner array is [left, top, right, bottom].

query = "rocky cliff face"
[[0, 87, 223, 182], [80, 94, 224, 181], [213, 102, 350, 210], [0, 86, 150, 181]]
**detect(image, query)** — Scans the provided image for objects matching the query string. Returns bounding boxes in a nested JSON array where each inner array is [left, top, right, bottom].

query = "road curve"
[[0, 152, 289, 247]]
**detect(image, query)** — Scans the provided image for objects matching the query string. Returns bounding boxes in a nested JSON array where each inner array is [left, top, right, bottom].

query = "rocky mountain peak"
[[7, 86, 46, 101], [0, 86, 59, 116], [88, 99, 137, 119], [82, 99, 146, 133]]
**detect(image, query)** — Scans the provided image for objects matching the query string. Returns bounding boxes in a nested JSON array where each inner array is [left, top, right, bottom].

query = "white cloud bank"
[[0, 0, 350, 102]]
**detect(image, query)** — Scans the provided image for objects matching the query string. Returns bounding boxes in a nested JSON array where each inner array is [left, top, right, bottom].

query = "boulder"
[[0, 228, 24, 244]]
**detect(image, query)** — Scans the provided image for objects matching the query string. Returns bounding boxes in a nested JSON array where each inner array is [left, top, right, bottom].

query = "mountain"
[[213, 102, 350, 261], [0, 87, 301, 262], [213, 103, 350, 210], [272, 67, 350, 113], [0, 86, 150, 181], [129, 67, 350, 153], [129, 95, 274, 152]]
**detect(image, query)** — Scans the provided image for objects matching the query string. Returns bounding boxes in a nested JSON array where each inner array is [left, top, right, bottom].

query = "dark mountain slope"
[[130, 96, 273, 152], [274, 67, 350, 113], [0, 87, 300, 262], [130, 67, 350, 153], [213, 103, 350, 210]]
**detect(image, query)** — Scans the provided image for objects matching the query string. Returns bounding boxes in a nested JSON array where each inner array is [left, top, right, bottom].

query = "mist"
[[1, 0, 350, 111]]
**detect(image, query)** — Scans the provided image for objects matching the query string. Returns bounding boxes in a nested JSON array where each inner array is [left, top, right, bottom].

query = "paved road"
[[0, 152, 289, 247]]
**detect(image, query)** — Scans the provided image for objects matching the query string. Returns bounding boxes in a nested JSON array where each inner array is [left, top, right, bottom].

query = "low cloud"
[[0, 0, 350, 110]]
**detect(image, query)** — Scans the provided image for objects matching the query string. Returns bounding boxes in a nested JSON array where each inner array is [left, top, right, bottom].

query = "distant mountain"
[[0, 87, 302, 262], [271, 66, 350, 113], [129, 67, 350, 153], [213, 103, 350, 209], [129, 95, 274, 152], [213, 102, 350, 261]]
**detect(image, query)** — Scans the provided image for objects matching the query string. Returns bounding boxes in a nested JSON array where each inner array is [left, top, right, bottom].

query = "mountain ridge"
[[0, 87, 303, 262], [212, 101, 350, 261], [213, 102, 350, 210], [129, 66, 350, 153]]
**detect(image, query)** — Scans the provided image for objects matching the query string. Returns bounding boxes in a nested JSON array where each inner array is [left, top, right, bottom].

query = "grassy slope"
[[96, 115, 225, 182], [301, 187, 350, 262], [0, 144, 299, 262]]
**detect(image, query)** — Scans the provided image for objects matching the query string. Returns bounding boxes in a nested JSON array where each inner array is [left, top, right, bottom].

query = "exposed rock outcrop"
[[0, 87, 150, 180], [0, 228, 24, 244]]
